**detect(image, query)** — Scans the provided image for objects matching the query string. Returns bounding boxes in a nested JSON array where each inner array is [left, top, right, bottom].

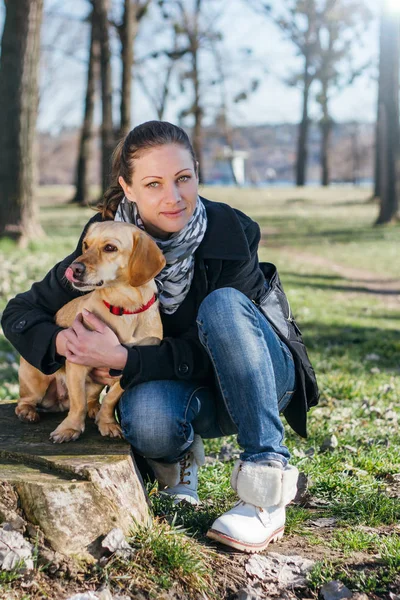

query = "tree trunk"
[[375, 5, 400, 225], [93, 0, 114, 195], [319, 83, 332, 187], [374, 8, 385, 200], [71, 9, 100, 206], [296, 56, 311, 187], [120, 0, 136, 137], [0, 0, 44, 244]]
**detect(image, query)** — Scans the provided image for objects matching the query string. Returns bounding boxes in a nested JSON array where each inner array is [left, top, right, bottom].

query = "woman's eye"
[[104, 244, 118, 252], [178, 175, 190, 182], [147, 181, 159, 188]]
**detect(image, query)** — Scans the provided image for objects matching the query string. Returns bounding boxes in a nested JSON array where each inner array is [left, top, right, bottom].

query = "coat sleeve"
[[120, 219, 264, 389], [1, 214, 102, 374]]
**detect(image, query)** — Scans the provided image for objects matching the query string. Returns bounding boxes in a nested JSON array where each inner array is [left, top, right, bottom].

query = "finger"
[[82, 308, 106, 333], [71, 314, 88, 337], [66, 341, 82, 357], [63, 329, 79, 343]]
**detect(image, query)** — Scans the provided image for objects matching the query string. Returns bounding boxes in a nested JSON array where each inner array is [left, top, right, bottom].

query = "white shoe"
[[207, 459, 299, 553], [147, 435, 205, 506], [207, 501, 285, 553]]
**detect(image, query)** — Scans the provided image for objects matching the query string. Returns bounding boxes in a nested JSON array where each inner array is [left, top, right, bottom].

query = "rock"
[[310, 517, 337, 528], [293, 472, 310, 504], [98, 589, 114, 600], [101, 528, 133, 556], [320, 581, 353, 600], [0, 527, 33, 571], [352, 594, 370, 600], [245, 552, 315, 588], [234, 587, 262, 600], [66, 594, 99, 600], [320, 435, 338, 452], [0, 401, 149, 561], [365, 353, 380, 361]]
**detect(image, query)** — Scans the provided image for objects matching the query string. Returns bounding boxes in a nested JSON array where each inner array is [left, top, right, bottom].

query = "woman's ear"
[[195, 161, 200, 182], [119, 176, 133, 201], [128, 230, 166, 287]]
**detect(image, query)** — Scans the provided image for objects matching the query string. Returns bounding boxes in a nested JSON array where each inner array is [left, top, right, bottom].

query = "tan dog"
[[16, 221, 166, 443]]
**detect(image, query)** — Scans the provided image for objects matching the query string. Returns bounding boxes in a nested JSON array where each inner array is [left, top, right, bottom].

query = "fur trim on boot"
[[147, 459, 180, 489], [231, 460, 299, 508], [147, 435, 205, 489]]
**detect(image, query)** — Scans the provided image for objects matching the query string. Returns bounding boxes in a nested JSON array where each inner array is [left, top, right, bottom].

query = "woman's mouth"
[[161, 208, 186, 219]]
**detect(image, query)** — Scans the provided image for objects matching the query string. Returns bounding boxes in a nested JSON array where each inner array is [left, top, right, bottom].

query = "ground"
[[0, 185, 399, 599]]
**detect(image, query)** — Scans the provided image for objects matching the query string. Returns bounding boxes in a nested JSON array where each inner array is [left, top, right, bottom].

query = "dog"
[[15, 221, 166, 443]]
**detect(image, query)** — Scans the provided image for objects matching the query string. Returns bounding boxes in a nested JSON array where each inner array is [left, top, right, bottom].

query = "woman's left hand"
[[63, 309, 128, 371]]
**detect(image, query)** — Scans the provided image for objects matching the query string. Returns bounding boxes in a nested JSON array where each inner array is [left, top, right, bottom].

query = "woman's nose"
[[164, 183, 181, 203]]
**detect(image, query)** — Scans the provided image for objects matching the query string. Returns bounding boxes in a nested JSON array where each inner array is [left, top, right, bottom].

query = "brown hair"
[[100, 121, 197, 219]]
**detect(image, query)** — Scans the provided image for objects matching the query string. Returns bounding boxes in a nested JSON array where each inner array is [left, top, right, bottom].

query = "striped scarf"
[[114, 197, 207, 314]]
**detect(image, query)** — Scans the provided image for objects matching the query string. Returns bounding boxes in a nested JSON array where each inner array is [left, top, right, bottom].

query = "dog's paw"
[[97, 420, 123, 438], [87, 403, 101, 420], [49, 425, 83, 443], [15, 404, 40, 423]]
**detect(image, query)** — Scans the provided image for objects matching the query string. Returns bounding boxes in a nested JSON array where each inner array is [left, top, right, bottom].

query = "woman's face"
[[119, 144, 199, 239]]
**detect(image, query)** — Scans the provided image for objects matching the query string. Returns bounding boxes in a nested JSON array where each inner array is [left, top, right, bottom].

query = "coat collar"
[[197, 197, 251, 260]]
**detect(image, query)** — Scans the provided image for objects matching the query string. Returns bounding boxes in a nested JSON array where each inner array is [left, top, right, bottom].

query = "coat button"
[[178, 363, 189, 375], [15, 320, 27, 330]]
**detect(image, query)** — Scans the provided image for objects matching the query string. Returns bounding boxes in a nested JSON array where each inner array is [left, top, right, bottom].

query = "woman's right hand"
[[55, 328, 71, 358]]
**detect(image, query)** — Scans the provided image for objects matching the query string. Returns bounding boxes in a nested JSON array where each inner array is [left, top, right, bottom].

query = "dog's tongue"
[[65, 267, 75, 282]]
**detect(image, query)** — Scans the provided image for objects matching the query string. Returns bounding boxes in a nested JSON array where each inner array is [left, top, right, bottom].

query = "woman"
[[2, 121, 318, 553]]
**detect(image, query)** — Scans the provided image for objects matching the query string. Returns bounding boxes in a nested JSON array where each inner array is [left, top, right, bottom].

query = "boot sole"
[[206, 526, 284, 553]]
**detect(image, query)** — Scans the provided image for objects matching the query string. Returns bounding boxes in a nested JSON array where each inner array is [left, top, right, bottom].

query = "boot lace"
[[179, 455, 191, 485]]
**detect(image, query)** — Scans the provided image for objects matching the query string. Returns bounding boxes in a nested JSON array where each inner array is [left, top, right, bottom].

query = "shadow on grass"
[[283, 277, 400, 296], [302, 322, 400, 370], [284, 272, 400, 285]]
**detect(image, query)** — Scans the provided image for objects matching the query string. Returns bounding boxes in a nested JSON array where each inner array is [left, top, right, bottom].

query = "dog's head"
[[65, 222, 166, 291]]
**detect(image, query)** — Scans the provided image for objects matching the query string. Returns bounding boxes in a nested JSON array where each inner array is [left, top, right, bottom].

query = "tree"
[[0, 0, 44, 244], [93, 0, 114, 194], [375, 0, 400, 225], [71, 4, 100, 206], [249, 0, 320, 186], [159, 0, 225, 182], [115, 0, 152, 137], [315, 0, 371, 186]]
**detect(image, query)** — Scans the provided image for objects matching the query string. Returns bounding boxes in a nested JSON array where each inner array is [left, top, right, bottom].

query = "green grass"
[[1, 184, 400, 598]]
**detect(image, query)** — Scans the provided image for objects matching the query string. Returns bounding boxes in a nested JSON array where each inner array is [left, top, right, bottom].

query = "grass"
[[1, 184, 400, 597]]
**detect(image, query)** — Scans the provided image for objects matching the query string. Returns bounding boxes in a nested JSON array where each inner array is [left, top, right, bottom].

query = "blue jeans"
[[119, 287, 296, 466]]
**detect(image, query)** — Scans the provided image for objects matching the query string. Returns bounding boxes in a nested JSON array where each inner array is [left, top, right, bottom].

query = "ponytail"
[[99, 140, 125, 219]]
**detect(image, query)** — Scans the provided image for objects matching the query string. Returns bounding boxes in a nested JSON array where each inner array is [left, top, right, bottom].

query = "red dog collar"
[[103, 294, 157, 316]]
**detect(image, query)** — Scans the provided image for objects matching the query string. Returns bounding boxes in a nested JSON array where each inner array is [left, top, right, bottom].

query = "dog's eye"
[[104, 244, 118, 253], [83, 242, 88, 250]]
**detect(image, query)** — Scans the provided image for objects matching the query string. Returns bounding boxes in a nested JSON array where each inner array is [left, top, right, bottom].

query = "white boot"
[[207, 460, 299, 553], [147, 435, 205, 506]]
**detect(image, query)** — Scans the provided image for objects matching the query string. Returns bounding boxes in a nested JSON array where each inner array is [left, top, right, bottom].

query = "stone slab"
[[0, 401, 149, 561]]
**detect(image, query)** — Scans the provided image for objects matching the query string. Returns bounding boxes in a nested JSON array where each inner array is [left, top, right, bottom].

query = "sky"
[[0, 0, 381, 133]]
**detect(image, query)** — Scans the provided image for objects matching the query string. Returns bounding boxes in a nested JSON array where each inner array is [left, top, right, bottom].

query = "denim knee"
[[118, 382, 196, 461], [198, 287, 246, 329]]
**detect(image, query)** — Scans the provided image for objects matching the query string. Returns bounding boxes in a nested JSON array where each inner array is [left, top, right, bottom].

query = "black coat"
[[1, 197, 311, 436]]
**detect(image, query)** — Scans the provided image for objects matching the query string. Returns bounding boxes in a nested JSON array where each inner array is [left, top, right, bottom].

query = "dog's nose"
[[71, 262, 86, 280]]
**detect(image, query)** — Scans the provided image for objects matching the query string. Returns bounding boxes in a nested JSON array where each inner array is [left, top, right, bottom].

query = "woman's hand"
[[57, 309, 128, 371]]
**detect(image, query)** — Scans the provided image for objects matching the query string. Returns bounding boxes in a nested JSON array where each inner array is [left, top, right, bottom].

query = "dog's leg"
[[40, 374, 70, 413], [49, 362, 89, 443], [86, 380, 104, 420], [16, 358, 52, 423], [95, 382, 124, 438]]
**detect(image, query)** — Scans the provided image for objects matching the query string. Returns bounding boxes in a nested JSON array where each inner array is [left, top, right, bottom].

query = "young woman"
[[2, 121, 318, 553]]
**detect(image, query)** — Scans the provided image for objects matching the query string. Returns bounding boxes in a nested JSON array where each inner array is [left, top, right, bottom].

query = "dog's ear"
[[128, 231, 166, 287]]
